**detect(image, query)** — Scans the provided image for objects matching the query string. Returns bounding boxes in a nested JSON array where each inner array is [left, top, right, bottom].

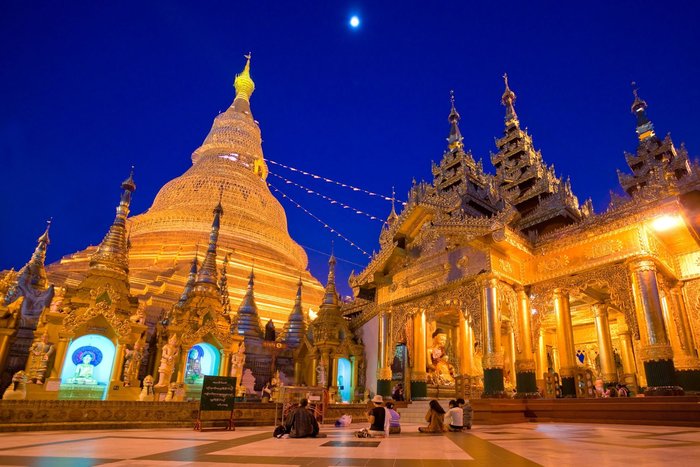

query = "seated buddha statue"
[[427, 328, 455, 386], [68, 354, 98, 385]]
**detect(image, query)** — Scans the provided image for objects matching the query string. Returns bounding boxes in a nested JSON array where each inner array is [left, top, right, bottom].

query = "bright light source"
[[349, 16, 360, 28], [308, 307, 318, 321], [651, 215, 682, 232]]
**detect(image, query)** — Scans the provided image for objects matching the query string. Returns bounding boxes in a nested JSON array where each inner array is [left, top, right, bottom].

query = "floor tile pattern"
[[0, 422, 697, 466]]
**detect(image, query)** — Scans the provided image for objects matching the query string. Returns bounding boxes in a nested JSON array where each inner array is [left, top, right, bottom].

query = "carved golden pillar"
[[411, 309, 428, 398], [377, 309, 392, 396], [593, 303, 617, 384], [617, 322, 639, 392], [219, 350, 231, 377], [667, 285, 700, 391], [176, 350, 187, 384], [535, 328, 549, 391], [514, 286, 538, 396], [331, 355, 339, 388], [110, 341, 126, 389], [628, 259, 681, 395], [351, 356, 359, 401], [310, 355, 318, 386], [481, 276, 505, 397], [458, 311, 473, 377], [553, 288, 576, 397], [294, 361, 302, 385], [0, 330, 13, 378]]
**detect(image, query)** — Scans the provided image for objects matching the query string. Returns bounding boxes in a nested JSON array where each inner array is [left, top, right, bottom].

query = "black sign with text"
[[199, 376, 237, 412]]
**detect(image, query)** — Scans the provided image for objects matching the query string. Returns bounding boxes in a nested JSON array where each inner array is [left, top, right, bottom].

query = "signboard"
[[200, 376, 237, 411], [195, 376, 236, 431]]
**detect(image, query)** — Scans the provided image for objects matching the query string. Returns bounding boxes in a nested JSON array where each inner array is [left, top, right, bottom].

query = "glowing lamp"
[[651, 215, 682, 232]]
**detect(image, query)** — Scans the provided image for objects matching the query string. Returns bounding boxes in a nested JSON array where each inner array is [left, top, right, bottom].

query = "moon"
[[349, 16, 360, 28]]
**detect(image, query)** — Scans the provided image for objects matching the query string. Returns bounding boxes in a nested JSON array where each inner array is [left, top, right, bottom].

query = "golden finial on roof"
[[234, 52, 255, 102]]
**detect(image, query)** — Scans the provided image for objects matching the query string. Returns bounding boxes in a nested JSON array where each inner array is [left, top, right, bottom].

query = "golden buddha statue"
[[427, 328, 455, 386]]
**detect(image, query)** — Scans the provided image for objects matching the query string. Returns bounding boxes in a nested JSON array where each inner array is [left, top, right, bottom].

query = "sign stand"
[[194, 376, 237, 431]]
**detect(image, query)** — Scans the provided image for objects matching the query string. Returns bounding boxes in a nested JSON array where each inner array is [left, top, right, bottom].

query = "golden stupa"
[[47, 55, 325, 326]]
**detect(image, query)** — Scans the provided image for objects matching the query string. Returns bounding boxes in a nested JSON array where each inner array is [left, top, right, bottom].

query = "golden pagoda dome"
[[48, 55, 325, 328]]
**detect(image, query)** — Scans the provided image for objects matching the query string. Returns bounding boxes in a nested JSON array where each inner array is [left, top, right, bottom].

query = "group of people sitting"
[[418, 398, 473, 433], [278, 395, 474, 439]]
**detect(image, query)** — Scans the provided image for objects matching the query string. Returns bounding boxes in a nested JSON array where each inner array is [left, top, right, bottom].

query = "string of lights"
[[267, 158, 405, 205], [297, 242, 367, 268], [268, 183, 371, 258], [268, 172, 384, 223]]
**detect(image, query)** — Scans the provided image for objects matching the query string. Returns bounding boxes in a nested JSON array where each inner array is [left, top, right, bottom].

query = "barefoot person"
[[444, 400, 463, 431], [418, 399, 446, 433], [284, 398, 320, 438]]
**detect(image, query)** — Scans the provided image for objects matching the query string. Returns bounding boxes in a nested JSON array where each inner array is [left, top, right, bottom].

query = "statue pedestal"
[[25, 383, 59, 400], [107, 385, 141, 401], [427, 384, 457, 399], [58, 384, 106, 400]]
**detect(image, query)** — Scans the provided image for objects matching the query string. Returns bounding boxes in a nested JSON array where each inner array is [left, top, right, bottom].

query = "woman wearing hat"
[[356, 394, 391, 438]]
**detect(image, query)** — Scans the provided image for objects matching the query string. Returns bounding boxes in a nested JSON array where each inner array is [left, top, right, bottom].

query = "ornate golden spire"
[[282, 277, 306, 348], [235, 268, 263, 338], [501, 73, 518, 124], [234, 53, 255, 102], [447, 90, 464, 151], [631, 82, 655, 141], [322, 247, 338, 306], [176, 250, 199, 307], [18, 219, 52, 290], [387, 187, 399, 224], [196, 196, 224, 289], [89, 168, 136, 277]]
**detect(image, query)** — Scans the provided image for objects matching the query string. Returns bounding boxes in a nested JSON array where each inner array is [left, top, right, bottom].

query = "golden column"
[[376, 308, 392, 396], [535, 328, 549, 391], [667, 285, 700, 391], [514, 286, 538, 396], [553, 288, 577, 397], [592, 303, 617, 384], [310, 354, 318, 386], [628, 259, 681, 395], [411, 309, 428, 398], [110, 341, 126, 387], [49, 335, 70, 381], [458, 311, 474, 377], [219, 349, 231, 377], [617, 319, 639, 392], [481, 276, 505, 397]]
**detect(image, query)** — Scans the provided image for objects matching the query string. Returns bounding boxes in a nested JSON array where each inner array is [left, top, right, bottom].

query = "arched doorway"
[[185, 342, 220, 385], [336, 357, 352, 402], [60, 334, 116, 400]]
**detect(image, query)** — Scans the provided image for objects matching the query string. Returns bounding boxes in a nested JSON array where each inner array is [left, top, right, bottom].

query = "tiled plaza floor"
[[0, 422, 698, 466]]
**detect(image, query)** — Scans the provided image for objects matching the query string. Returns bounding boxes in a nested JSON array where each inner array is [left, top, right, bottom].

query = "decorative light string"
[[268, 172, 384, 223], [297, 243, 367, 268], [268, 183, 371, 258], [267, 158, 405, 205]]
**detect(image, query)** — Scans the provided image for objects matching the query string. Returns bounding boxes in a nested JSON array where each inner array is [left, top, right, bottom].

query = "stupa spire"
[[322, 246, 338, 306], [631, 82, 656, 142], [177, 249, 199, 307], [235, 268, 263, 338], [89, 167, 136, 276], [196, 192, 224, 288], [447, 90, 464, 151], [282, 277, 306, 348], [501, 73, 518, 125], [234, 53, 255, 102]]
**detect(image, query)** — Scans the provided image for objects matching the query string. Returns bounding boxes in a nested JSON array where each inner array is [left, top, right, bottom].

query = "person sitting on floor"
[[444, 399, 463, 432], [418, 399, 446, 433], [284, 398, 320, 438], [385, 401, 401, 434], [456, 398, 473, 430], [356, 394, 390, 438]]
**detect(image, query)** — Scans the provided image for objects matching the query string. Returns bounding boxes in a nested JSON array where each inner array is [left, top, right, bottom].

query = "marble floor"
[[0, 422, 698, 466]]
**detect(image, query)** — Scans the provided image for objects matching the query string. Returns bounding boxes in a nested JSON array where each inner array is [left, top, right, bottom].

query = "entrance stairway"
[[397, 399, 452, 424]]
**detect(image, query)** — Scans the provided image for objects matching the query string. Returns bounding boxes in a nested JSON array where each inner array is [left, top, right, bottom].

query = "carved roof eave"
[[350, 242, 397, 288], [516, 204, 581, 232]]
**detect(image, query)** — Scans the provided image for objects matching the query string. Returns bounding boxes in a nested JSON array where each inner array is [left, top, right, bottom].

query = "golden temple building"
[[344, 78, 700, 400]]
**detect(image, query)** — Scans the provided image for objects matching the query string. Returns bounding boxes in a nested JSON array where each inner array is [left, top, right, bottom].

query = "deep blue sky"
[[1, 1, 699, 298]]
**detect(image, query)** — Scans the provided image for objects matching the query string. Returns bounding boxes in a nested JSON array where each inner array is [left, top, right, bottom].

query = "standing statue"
[[427, 328, 455, 386], [230, 342, 246, 382], [156, 334, 180, 387], [28, 332, 54, 384], [122, 340, 145, 387], [316, 360, 327, 387], [49, 287, 66, 314], [130, 301, 147, 324]]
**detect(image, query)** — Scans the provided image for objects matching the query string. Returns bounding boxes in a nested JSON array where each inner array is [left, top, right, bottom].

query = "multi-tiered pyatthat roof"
[[616, 85, 698, 198], [491, 75, 588, 236]]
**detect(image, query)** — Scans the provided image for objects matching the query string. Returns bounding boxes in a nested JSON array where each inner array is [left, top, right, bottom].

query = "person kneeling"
[[386, 401, 401, 434], [444, 400, 463, 432], [285, 398, 320, 438]]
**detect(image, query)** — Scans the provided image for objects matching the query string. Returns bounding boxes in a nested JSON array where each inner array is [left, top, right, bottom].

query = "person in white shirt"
[[444, 399, 463, 432]]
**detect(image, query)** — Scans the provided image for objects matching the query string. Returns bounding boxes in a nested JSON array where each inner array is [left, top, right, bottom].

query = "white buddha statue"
[[68, 354, 98, 385]]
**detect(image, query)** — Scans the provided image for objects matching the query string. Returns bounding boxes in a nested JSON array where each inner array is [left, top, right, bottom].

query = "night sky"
[[1, 1, 699, 298]]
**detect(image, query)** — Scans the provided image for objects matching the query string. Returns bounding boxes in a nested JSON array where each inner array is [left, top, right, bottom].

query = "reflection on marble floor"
[[0, 422, 698, 466]]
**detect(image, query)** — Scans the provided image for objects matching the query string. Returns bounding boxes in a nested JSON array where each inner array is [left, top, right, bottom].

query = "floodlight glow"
[[651, 215, 682, 232]]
